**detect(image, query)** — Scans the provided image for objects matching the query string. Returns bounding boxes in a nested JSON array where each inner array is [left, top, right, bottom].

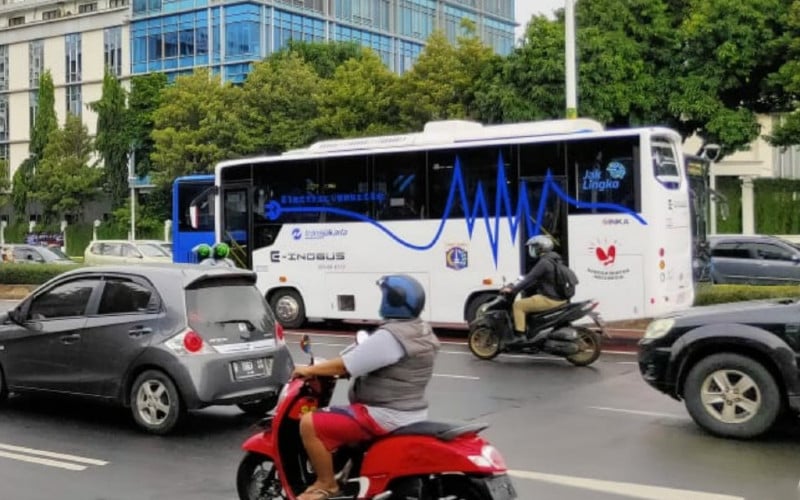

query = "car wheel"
[[465, 293, 495, 324], [237, 396, 279, 416], [0, 364, 8, 404], [269, 289, 306, 329], [130, 370, 184, 435], [683, 353, 781, 439]]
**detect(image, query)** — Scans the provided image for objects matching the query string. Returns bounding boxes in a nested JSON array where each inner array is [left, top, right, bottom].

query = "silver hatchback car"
[[0, 264, 293, 434]]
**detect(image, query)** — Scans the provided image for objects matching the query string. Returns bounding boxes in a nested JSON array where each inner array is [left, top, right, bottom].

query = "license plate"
[[232, 358, 272, 381], [484, 474, 517, 500]]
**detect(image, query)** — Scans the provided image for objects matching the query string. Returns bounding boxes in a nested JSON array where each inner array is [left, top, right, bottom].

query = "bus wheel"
[[269, 290, 306, 329]]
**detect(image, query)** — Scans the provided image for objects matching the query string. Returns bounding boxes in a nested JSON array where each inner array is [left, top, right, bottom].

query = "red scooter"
[[237, 333, 517, 500]]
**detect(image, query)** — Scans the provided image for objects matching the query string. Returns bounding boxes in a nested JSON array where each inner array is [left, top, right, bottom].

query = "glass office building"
[[130, 0, 516, 83]]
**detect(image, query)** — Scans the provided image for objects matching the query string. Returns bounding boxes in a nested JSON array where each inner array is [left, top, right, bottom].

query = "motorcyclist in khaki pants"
[[500, 235, 567, 336]]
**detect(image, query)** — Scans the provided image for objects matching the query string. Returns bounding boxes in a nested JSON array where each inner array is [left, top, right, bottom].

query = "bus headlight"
[[643, 318, 675, 340]]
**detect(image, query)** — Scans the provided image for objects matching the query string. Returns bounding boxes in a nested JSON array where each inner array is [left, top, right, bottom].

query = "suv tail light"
[[165, 329, 218, 355], [275, 322, 285, 345]]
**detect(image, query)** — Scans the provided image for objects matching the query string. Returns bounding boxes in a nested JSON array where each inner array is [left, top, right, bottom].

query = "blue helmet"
[[377, 275, 425, 320]]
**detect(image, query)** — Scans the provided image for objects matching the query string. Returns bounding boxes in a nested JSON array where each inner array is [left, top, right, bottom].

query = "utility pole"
[[565, 0, 577, 118], [128, 148, 136, 240]]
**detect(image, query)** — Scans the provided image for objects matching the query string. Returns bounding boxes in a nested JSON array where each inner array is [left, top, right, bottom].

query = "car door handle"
[[128, 327, 153, 337], [60, 333, 81, 344]]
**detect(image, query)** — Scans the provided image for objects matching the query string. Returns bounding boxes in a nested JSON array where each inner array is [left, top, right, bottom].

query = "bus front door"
[[520, 176, 569, 274], [221, 185, 252, 268]]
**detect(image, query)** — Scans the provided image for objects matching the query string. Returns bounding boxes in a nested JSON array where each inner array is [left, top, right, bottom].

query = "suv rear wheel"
[[683, 353, 781, 439]]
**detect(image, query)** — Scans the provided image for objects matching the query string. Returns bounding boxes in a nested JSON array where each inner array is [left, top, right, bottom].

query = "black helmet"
[[377, 274, 425, 319], [525, 234, 554, 258]]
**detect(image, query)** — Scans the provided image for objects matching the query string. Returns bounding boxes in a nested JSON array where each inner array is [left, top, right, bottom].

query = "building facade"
[[0, 0, 516, 191]]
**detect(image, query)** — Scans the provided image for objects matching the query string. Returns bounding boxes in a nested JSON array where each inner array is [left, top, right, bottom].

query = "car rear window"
[[185, 280, 275, 344]]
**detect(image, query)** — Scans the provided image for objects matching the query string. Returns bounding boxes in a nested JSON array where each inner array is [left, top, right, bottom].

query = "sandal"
[[298, 487, 341, 500]]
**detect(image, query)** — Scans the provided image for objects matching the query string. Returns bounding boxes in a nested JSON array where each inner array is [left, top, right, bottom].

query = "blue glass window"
[[334, 26, 392, 68], [274, 10, 325, 52], [398, 0, 435, 40], [65, 33, 82, 83], [335, 0, 389, 31], [224, 3, 260, 61], [398, 40, 422, 73]]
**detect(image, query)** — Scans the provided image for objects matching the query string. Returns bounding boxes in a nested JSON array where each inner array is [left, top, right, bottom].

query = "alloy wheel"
[[136, 379, 172, 427], [700, 369, 761, 424]]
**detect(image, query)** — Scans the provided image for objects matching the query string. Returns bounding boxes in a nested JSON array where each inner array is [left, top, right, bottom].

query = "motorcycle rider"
[[290, 275, 441, 500], [500, 234, 567, 336]]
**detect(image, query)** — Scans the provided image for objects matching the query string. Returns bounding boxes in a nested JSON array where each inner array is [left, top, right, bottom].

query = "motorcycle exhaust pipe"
[[543, 339, 580, 356]]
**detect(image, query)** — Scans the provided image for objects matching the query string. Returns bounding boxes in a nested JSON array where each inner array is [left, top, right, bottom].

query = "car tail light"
[[165, 329, 217, 355], [275, 322, 285, 345]]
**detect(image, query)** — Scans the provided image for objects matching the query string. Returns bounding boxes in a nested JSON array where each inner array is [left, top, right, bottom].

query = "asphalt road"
[[0, 327, 798, 500]]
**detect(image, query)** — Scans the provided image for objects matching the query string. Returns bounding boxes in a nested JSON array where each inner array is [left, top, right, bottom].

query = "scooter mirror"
[[300, 335, 312, 354], [356, 330, 369, 345]]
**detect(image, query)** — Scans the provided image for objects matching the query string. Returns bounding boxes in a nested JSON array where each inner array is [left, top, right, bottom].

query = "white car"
[[84, 240, 172, 265]]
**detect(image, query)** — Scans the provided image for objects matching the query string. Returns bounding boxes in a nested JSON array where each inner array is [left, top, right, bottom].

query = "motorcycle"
[[237, 332, 517, 500], [467, 291, 605, 365]]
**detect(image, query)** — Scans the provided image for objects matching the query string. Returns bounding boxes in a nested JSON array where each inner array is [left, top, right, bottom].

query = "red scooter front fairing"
[[237, 335, 517, 500]]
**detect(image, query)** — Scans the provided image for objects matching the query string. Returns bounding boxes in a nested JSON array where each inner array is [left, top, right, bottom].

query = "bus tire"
[[269, 289, 306, 329], [465, 293, 496, 324]]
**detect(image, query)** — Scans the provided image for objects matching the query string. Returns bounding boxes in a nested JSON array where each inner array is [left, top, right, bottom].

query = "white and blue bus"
[[213, 119, 695, 327]]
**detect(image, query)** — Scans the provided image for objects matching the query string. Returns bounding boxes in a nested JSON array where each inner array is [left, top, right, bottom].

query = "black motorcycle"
[[467, 292, 605, 366]]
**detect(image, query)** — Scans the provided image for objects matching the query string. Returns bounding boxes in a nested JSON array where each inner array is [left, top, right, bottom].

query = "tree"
[[29, 114, 102, 221], [767, 0, 800, 146], [150, 68, 243, 185], [0, 159, 9, 208], [238, 52, 322, 154], [13, 71, 57, 216], [129, 73, 167, 176], [283, 40, 365, 79], [314, 49, 401, 138], [90, 69, 130, 209]]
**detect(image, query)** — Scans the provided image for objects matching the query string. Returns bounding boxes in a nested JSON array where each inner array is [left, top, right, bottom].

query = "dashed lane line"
[[0, 442, 108, 471]]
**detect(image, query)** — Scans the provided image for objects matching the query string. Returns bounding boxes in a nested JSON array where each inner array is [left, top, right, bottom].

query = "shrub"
[[694, 284, 800, 306], [0, 264, 82, 285]]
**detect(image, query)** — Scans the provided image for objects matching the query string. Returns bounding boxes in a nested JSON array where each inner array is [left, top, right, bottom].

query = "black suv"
[[638, 299, 800, 439]]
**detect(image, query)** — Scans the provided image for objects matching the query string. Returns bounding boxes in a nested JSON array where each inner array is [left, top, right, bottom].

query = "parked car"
[[708, 234, 800, 285], [638, 298, 800, 439], [84, 239, 172, 265], [1, 244, 75, 265], [0, 264, 293, 434]]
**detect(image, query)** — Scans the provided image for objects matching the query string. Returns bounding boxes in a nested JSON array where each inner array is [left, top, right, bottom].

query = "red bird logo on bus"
[[595, 245, 616, 266]]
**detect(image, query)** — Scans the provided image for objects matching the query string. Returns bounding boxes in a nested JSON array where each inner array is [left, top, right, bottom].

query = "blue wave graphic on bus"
[[264, 153, 646, 266]]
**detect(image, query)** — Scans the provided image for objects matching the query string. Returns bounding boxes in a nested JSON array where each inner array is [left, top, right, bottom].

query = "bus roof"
[[215, 118, 680, 172], [174, 174, 214, 183]]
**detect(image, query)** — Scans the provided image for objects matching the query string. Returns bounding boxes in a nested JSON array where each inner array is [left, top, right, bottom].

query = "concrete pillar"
[[740, 176, 755, 234]]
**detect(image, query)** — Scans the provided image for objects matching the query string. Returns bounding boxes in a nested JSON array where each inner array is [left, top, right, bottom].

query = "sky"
[[515, 0, 562, 41]]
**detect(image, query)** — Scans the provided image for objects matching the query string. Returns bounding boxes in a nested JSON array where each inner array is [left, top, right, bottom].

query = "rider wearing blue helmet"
[[291, 275, 440, 500]]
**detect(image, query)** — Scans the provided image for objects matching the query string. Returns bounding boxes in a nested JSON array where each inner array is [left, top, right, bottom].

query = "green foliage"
[[0, 263, 82, 285], [90, 70, 131, 208], [151, 68, 244, 185], [30, 71, 57, 159], [0, 159, 9, 208], [314, 49, 401, 138], [283, 40, 365, 79], [754, 178, 800, 233], [30, 114, 103, 220], [715, 176, 742, 233], [129, 73, 168, 176], [11, 157, 35, 217], [694, 284, 800, 305], [239, 52, 322, 154]]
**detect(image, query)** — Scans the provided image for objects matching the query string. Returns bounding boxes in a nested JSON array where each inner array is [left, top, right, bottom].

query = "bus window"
[[253, 159, 321, 224], [320, 156, 370, 222], [372, 151, 426, 220], [178, 182, 215, 232], [652, 139, 681, 190], [567, 136, 640, 213], [427, 146, 516, 220]]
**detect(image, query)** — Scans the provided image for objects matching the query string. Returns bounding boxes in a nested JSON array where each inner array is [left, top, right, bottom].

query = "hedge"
[[693, 284, 800, 306], [0, 264, 82, 285]]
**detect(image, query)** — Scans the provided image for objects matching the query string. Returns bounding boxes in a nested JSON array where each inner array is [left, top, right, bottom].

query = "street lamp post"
[[565, 0, 577, 119], [128, 148, 136, 241]]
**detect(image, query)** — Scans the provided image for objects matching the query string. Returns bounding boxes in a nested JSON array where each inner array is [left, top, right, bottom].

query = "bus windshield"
[[171, 175, 215, 263]]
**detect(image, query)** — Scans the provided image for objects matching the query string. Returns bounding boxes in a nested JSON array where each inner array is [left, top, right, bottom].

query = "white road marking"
[[589, 406, 687, 419], [0, 443, 108, 466], [616, 361, 639, 365], [507, 469, 744, 500], [0, 443, 108, 471], [432, 373, 480, 380]]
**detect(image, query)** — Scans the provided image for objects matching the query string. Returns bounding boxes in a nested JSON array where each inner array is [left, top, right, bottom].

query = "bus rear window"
[[567, 136, 640, 213], [652, 140, 681, 190]]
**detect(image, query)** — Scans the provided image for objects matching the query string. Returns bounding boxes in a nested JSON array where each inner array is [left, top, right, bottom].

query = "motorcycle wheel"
[[565, 327, 601, 367], [236, 452, 285, 500], [468, 326, 501, 360]]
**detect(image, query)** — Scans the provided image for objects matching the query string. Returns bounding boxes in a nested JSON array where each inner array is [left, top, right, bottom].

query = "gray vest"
[[348, 318, 440, 411]]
